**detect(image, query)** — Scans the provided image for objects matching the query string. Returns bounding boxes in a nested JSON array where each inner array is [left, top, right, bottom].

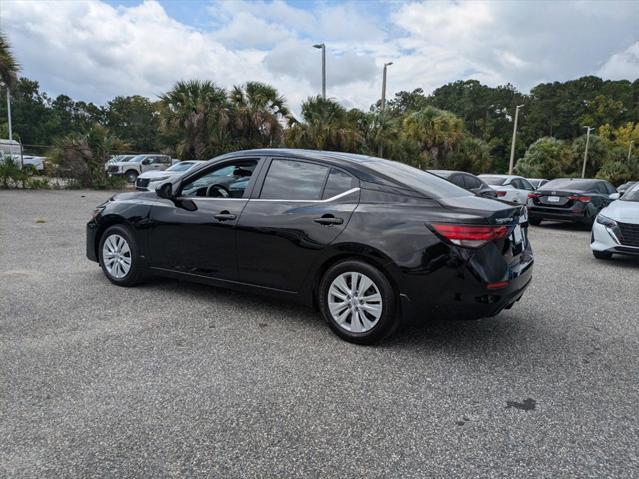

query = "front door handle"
[[214, 211, 236, 221], [313, 214, 344, 226]]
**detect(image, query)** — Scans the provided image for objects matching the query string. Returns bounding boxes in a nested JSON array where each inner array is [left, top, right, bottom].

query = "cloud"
[[598, 42, 639, 80], [2, 0, 638, 117]]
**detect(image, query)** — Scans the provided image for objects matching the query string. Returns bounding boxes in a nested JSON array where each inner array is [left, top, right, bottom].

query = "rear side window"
[[463, 174, 481, 189], [448, 174, 465, 189], [322, 169, 356, 199], [261, 159, 329, 200]]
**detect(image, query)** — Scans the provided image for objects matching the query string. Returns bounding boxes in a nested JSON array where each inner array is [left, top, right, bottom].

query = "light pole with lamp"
[[312, 43, 326, 99], [508, 104, 524, 175]]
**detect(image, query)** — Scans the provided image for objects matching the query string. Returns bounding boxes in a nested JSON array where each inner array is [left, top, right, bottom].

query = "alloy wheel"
[[102, 234, 132, 279], [328, 272, 383, 333]]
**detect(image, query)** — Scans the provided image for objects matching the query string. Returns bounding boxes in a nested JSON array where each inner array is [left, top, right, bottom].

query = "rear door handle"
[[314, 215, 344, 226], [214, 211, 236, 221]]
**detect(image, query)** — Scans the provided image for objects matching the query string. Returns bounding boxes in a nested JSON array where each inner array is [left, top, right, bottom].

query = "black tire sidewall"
[[99, 225, 143, 286], [319, 260, 398, 345], [126, 170, 138, 183]]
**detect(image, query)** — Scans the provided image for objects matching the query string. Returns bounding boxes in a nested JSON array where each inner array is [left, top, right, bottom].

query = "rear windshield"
[[480, 176, 508, 186], [542, 179, 597, 191], [366, 160, 469, 198]]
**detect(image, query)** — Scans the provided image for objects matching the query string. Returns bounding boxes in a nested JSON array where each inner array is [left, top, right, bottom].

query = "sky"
[[1, 0, 638, 116]]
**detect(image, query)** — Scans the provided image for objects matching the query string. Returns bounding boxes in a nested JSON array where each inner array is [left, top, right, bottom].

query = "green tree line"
[[1, 74, 638, 184]]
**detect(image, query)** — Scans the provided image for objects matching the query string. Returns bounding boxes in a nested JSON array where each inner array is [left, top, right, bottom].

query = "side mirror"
[[156, 182, 173, 199], [609, 193, 620, 200], [142, 159, 151, 165]]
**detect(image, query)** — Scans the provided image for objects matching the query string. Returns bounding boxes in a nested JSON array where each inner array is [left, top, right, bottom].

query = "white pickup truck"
[[106, 154, 178, 183]]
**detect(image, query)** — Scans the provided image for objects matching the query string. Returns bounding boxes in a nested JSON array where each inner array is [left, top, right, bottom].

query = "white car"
[[135, 160, 203, 191], [107, 154, 173, 183], [591, 182, 639, 260], [479, 174, 535, 204]]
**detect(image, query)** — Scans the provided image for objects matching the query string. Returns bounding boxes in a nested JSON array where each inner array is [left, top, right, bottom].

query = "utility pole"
[[5, 87, 12, 141], [508, 104, 524, 175], [628, 140, 634, 161], [581, 126, 594, 179], [380, 62, 393, 111], [313, 43, 326, 99]]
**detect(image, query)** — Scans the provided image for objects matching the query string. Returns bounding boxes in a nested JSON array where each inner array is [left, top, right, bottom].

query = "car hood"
[[138, 170, 176, 179], [111, 162, 135, 167], [601, 200, 639, 222]]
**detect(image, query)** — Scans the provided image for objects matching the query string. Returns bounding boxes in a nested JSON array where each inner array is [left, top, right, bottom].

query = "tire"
[[318, 259, 398, 345], [593, 250, 613, 260], [98, 225, 144, 286], [529, 218, 542, 226], [125, 170, 138, 184]]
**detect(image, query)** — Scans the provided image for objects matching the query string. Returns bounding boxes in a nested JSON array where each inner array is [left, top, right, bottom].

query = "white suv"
[[107, 154, 173, 183]]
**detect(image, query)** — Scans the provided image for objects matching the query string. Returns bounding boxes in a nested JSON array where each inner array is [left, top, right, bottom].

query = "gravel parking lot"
[[1, 189, 638, 478]]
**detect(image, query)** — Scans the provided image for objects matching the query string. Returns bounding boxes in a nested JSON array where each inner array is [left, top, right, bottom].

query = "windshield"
[[366, 160, 469, 198], [167, 162, 196, 172], [621, 183, 639, 202], [481, 176, 508, 186], [542, 179, 597, 191]]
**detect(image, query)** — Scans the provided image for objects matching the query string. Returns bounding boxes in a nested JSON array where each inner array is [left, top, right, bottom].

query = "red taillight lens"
[[528, 192, 541, 199], [495, 191, 507, 197], [487, 281, 509, 290], [431, 224, 509, 248], [568, 195, 591, 202]]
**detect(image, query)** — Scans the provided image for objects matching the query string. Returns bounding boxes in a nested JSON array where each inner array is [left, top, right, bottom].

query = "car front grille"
[[108, 165, 119, 173], [618, 222, 639, 247], [136, 178, 150, 188]]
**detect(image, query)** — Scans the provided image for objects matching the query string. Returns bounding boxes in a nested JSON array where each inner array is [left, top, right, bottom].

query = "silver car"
[[135, 160, 204, 191]]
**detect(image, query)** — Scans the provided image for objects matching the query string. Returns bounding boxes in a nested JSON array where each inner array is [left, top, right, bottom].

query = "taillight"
[[568, 195, 591, 202], [431, 224, 509, 248], [528, 192, 541, 199], [495, 191, 507, 197]]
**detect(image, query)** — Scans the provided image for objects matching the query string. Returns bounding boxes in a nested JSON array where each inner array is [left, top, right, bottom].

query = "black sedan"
[[429, 170, 497, 198], [527, 178, 619, 226], [87, 149, 533, 344]]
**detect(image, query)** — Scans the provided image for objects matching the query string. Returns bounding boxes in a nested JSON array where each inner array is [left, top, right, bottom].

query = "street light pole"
[[381, 62, 393, 111], [581, 126, 594, 179], [5, 87, 12, 141], [313, 43, 326, 99], [628, 140, 634, 161], [508, 104, 524, 175]]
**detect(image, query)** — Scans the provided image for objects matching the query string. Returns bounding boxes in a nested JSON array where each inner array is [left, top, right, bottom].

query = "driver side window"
[[180, 159, 258, 198]]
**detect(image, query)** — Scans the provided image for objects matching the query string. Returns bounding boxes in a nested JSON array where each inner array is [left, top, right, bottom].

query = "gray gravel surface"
[[1, 190, 638, 478]]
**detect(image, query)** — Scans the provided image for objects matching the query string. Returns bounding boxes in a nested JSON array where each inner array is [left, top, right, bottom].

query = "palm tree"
[[0, 33, 19, 89], [159, 80, 231, 161], [284, 96, 362, 152], [402, 106, 465, 169], [230, 81, 289, 148]]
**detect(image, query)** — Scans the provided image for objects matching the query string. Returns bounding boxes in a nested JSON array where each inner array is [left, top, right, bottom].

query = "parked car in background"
[[107, 154, 173, 183], [87, 149, 533, 344], [591, 182, 639, 259], [135, 160, 204, 191], [104, 155, 135, 172], [22, 156, 47, 172], [479, 174, 535, 204], [527, 178, 618, 226], [429, 170, 497, 198], [527, 178, 549, 189], [617, 181, 637, 197]]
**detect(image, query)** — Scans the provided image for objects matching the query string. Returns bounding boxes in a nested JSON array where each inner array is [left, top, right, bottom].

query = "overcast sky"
[[1, 0, 638, 114]]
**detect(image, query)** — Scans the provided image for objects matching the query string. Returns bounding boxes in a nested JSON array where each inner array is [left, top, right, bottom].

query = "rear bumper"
[[398, 237, 534, 322], [528, 204, 593, 223]]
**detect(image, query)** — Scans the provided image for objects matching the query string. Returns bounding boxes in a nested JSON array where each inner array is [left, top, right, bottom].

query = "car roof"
[[478, 174, 521, 179]]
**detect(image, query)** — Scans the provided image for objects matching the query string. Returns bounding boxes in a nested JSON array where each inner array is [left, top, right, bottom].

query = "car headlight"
[[596, 214, 617, 228]]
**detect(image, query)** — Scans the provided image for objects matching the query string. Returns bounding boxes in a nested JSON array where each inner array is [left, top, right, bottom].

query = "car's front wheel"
[[125, 170, 138, 184], [319, 260, 399, 344], [99, 225, 144, 286]]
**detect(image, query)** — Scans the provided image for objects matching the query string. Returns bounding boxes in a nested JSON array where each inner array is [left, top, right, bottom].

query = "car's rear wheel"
[[593, 250, 613, 260], [319, 260, 398, 344], [529, 218, 542, 226], [99, 225, 144, 286], [125, 170, 138, 183]]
